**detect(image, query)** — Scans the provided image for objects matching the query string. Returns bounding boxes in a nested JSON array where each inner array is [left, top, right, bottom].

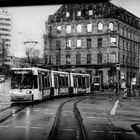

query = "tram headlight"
[[26, 91, 32, 94]]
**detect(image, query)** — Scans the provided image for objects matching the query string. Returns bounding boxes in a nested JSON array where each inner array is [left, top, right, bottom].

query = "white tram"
[[50, 70, 70, 96], [10, 67, 51, 102], [9, 67, 91, 102], [70, 72, 90, 94]]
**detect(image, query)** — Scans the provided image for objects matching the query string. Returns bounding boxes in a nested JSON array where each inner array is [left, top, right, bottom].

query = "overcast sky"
[[4, 0, 140, 57]]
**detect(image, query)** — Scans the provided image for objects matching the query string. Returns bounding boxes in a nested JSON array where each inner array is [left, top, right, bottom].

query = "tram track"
[[0, 104, 29, 125], [47, 97, 88, 140]]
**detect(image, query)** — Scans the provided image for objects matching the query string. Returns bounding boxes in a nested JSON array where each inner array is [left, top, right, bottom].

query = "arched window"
[[109, 22, 114, 31], [98, 22, 103, 31]]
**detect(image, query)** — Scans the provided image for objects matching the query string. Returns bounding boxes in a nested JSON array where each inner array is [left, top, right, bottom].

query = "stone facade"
[[44, 2, 140, 88]]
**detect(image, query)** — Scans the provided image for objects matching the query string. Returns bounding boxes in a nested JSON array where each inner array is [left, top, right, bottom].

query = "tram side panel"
[[70, 73, 91, 95], [10, 68, 52, 103], [51, 71, 70, 97]]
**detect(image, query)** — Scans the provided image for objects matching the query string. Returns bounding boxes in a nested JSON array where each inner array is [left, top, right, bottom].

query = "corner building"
[[44, 2, 140, 89]]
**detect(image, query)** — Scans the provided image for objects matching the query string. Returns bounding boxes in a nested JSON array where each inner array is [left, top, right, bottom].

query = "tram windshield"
[[11, 73, 38, 89]]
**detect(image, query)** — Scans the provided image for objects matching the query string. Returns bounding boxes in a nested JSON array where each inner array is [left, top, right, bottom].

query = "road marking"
[[61, 128, 74, 131], [92, 130, 136, 134], [0, 125, 9, 128], [86, 116, 107, 119], [110, 100, 119, 115], [14, 126, 44, 129]]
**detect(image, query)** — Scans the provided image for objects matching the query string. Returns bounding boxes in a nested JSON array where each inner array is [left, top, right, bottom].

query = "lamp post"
[[116, 63, 120, 99]]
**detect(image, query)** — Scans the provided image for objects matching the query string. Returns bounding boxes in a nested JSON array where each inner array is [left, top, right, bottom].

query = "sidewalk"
[[93, 89, 140, 100]]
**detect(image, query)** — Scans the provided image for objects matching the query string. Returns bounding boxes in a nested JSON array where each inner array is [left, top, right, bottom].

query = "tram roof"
[[11, 67, 50, 72]]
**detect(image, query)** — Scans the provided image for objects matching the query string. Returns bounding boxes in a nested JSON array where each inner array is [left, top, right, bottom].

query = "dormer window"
[[66, 12, 70, 17], [77, 11, 81, 16], [57, 26, 61, 33], [109, 22, 114, 31], [88, 10, 93, 15], [98, 22, 103, 31]]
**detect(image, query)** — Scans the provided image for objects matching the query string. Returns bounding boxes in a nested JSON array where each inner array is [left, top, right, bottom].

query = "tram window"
[[44, 75, 50, 88], [78, 77, 82, 87], [11, 74, 37, 89], [33, 75, 38, 88], [82, 77, 86, 87], [42, 75, 45, 89], [74, 76, 77, 87], [65, 77, 68, 86], [86, 77, 90, 88], [58, 75, 68, 87], [54, 76, 58, 88]]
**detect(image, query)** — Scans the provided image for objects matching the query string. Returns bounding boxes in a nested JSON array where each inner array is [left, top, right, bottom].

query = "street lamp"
[[116, 63, 120, 99]]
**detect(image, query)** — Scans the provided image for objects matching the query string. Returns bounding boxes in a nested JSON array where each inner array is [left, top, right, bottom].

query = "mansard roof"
[[48, 2, 140, 30]]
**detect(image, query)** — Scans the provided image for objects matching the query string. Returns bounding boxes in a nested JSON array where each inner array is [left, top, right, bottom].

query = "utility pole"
[[116, 63, 120, 99], [1, 39, 6, 67]]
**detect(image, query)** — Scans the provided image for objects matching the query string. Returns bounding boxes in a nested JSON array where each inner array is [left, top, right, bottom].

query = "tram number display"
[[60, 88, 68, 93], [13, 70, 31, 74], [43, 90, 50, 96], [78, 88, 86, 92]]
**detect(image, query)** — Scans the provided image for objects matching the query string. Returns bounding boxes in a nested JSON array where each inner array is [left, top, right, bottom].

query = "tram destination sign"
[[13, 70, 31, 74]]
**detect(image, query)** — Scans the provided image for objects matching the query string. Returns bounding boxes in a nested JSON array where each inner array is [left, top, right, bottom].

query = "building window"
[[44, 55, 48, 64], [77, 11, 81, 16], [77, 39, 81, 48], [56, 53, 60, 65], [66, 54, 71, 64], [110, 53, 116, 63], [98, 22, 103, 31], [97, 38, 102, 48], [87, 38, 91, 49], [56, 26, 61, 33], [97, 53, 102, 64], [110, 37, 117, 47], [66, 40, 71, 49], [109, 22, 114, 31], [76, 24, 82, 33], [87, 54, 91, 64], [88, 10, 93, 15], [49, 55, 51, 64], [76, 53, 81, 64], [66, 25, 71, 33], [87, 24, 92, 32], [56, 40, 61, 50], [66, 12, 70, 17]]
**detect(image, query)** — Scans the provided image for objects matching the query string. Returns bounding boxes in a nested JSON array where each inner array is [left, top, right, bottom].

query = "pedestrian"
[[114, 82, 118, 99]]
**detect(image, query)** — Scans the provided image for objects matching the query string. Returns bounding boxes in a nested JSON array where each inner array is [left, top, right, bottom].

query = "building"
[[44, 1, 140, 89], [0, 10, 12, 67]]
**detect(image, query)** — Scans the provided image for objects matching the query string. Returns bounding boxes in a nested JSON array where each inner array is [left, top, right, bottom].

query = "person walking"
[[114, 82, 118, 99]]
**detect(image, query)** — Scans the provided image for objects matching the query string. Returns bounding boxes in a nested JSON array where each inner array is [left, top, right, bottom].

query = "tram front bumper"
[[11, 94, 33, 102]]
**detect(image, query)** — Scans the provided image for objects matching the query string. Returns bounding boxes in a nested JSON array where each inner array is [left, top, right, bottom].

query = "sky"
[[2, 0, 140, 57]]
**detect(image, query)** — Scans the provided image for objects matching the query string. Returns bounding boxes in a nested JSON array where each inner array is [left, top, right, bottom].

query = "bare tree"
[[24, 41, 40, 66]]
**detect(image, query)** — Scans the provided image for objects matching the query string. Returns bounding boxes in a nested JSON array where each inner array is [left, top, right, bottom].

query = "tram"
[[10, 67, 51, 102], [70, 72, 90, 94], [50, 70, 70, 96], [9, 67, 91, 102]]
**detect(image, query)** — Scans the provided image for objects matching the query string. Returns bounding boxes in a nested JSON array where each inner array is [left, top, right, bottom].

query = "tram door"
[[73, 76, 78, 94], [39, 74, 44, 99], [54, 76, 59, 96], [93, 76, 101, 91]]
